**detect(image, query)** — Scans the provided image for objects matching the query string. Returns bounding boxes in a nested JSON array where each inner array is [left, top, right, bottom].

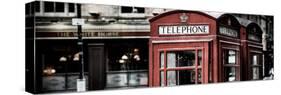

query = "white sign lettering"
[[158, 25, 209, 35], [219, 26, 238, 37], [72, 18, 85, 25]]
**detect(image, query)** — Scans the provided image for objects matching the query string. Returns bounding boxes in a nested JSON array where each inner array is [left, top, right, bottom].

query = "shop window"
[[160, 49, 202, 86], [121, 6, 145, 13], [68, 3, 75, 12], [223, 49, 240, 82], [106, 43, 148, 88], [251, 54, 262, 80], [40, 44, 88, 91]]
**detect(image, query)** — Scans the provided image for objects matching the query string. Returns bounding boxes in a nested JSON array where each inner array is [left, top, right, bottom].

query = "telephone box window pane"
[[198, 69, 202, 84], [167, 51, 195, 68], [167, 52, 176, 68], [167, 70, 196, 86], [252, 55, 258, 65], [160, 52, 164, 68], [225, 67, 236, 81], [228, 50, 236, 64], [68, 3, 75, 12], [167, 71, 176, 86], [55, 2, 65, 12], [252, 67, 260, 79], [178, 51, 195, 67], [198, 50, 202, 66], [160, 71, 164, 86], [44, 2, 54, 12]]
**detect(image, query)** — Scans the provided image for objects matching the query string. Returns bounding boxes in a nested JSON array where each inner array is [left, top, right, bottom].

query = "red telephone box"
[[244, 23, 264, 80], [148, 10, 262, 87], [149, 10, 217, 86]]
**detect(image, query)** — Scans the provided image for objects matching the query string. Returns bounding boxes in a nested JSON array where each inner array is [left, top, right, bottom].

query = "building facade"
[[25, 1, 274, 94]]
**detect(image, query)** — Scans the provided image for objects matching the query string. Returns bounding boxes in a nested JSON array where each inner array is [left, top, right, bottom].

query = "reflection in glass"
[[160, 52, 164, 68], [167, 71, 176, 86], [160, 71, 164, 86], [228, 50, 236, 64], [167, 70, 196, 86], [252, 55, 258, 65], [225, 67, 236, 81], [166, 51, 195, 68], [198, 69, 202, 83], [252, 67, 260, 80], [198, 50, 202, 66], [167, 53, 176, 68]]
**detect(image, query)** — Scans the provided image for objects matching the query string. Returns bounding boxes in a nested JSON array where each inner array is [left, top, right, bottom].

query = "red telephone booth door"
[[151, 42, 210, 86]]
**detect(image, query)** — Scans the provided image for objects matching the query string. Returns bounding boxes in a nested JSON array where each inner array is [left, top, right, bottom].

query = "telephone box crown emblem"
[[180, 13, 188, 23]]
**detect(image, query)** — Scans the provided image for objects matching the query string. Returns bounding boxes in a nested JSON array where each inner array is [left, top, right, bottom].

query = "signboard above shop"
[[158, 25, 209, 35]]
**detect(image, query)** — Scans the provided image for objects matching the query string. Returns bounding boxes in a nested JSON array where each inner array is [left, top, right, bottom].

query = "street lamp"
[[73, 3, 86, 92]]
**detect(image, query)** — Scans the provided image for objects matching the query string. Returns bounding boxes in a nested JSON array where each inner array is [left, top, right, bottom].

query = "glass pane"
[[198, 50, 202, 66], [34, 1, 40, 12], [43, 76, 65, 91], [167, 52, 176, 68], [198, 69, 202, 83], [167, 70, 196, 86], [228, 50, 236, 64], [55, 2, 65, 12], [178, 51, 195, 67], [107, 44, 148, 71], [160, 71, 164, 86], [252, 55, 258, 65], [167, 51, 195, 68], [160, 52, 164, 68], [68, 3, 75, 12], [167, 71, 176, 86], [121, 6, 132, 13], [44, 2, 54, 12], [106, 73, 128, 87], [129, 73, 148, 86], [135, 7, 145, 13], [252, 67, 260, 80], [225, 67, 236, 81]]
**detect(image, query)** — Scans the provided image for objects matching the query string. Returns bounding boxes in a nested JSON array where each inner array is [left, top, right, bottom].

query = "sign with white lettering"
[[72, 18, 85, 25], [219, 26, 238, 38], [77, 78, 86, 92], [158, 25, 209, 35]]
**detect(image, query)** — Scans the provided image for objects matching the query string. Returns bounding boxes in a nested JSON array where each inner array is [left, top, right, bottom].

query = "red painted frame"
[[158, 48, 203, 86], [150, 42, 209, 86]]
